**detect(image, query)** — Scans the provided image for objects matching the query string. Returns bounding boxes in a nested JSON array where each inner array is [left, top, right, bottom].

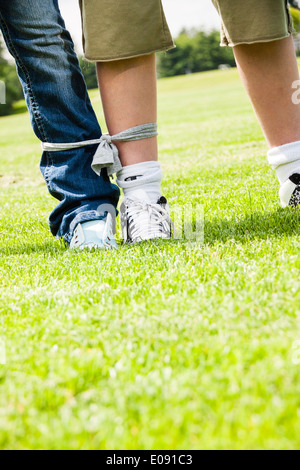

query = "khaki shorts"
[[212, 0, 294, 47], [79, 0, 175, 62]]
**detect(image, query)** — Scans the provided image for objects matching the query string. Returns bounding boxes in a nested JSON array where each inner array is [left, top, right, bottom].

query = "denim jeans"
[[0, 0, 120, 243]]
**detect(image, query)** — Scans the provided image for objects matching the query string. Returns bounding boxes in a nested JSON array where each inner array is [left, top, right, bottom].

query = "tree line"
[[158, 29, 235, 78]]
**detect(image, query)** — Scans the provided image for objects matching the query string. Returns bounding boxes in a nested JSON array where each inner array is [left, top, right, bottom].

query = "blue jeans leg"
[[0, 0, 120, 243]]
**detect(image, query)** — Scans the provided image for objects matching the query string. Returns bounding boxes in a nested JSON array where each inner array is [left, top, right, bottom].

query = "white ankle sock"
[[117, 161, 163, 203], [267, 141, 300, 186]]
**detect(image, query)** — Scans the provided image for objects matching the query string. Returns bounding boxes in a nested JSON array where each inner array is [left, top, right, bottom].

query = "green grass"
[[1, 68, 300, 450]]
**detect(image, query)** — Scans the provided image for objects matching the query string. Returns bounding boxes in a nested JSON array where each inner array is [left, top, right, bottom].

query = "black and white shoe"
[[120, 189, 174, 244], [280, 174, 300, 207]]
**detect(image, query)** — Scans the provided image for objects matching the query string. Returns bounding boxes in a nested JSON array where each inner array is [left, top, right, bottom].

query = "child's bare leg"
[[96, 54, 172, 242], [212, 0, 300, 206], [97, 54, 158, 167], [233, 36, 300, 148], [234, 37, 300, 206], [79, 0, 175, 242]]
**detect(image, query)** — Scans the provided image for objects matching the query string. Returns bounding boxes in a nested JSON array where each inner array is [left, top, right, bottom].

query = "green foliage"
[[158, 29, 236, 78], [79, 57, 98, 90], [0, 41, 23, 116], [290, 7, 300, 32]]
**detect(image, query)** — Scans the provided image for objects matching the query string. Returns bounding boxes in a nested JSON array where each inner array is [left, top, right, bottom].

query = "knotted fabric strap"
[[41, 123, 158, 177], [92, 123, 158, 176]]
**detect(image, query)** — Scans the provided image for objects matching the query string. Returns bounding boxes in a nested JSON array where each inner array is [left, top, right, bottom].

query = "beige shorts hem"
[[84, 43, 175, 63], [221, 31, 294, 47]]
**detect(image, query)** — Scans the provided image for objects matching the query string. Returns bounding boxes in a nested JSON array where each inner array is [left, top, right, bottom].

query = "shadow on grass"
[[0, 208, 299, 256], [204, 207, 300, 245], [164, 207, 300, 247]]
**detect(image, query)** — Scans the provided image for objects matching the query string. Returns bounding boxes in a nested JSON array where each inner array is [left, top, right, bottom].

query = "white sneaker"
[[70, 213, 118, 250], [120, 189, 174, 244]]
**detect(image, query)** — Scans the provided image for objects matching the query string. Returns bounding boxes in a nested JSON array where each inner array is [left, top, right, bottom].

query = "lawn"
[[1, 67, 300, 450]]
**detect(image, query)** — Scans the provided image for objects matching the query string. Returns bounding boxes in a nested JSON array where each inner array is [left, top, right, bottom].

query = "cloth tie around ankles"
[[41, 123, 158, 177]]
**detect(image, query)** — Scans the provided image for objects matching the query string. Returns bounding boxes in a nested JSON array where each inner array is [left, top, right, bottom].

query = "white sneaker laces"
[[122, 198, 174, 243]]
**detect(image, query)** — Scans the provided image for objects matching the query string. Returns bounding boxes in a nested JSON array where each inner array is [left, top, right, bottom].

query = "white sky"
[[59, 0, 220, 53]]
